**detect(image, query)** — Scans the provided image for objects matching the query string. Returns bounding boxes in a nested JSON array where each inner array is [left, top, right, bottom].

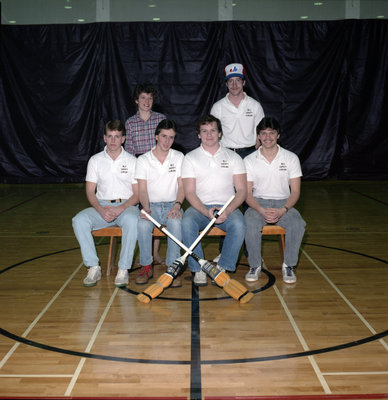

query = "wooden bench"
[[92, 225, 286, 275]]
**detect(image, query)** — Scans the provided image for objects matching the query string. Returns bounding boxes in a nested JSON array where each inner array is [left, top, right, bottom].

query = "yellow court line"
[[303, 249, 388, 352], [64, 286, 119, 397]]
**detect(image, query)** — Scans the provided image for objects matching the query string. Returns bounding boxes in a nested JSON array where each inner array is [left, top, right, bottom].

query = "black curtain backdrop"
[[0, 20, 387, 183]]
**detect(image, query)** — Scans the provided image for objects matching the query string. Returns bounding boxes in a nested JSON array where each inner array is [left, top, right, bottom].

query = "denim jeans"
[[72, 200, 139, 270], [244, 198, 306, 268], [137, 201, 183, 267], [182, 205, 246, 272]]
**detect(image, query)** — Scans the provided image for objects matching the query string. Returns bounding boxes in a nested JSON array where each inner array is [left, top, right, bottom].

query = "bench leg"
[[107, 236, 117, 276], [278, 234, 285, 259]]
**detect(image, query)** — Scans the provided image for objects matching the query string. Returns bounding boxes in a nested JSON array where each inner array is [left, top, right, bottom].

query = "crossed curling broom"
[[137, 195, 254, 304]]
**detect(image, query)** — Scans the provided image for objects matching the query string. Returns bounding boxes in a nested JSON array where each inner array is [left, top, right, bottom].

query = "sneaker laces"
[[248, 267, 257, 274], [139, 265, 152, 277], [286, 266, 294, 276]]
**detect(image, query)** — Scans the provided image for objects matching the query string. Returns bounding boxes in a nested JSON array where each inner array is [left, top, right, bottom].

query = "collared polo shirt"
[[135, 148, 184, 202], [244, 145, 302, 200], [86, 146, 137, 200], [182, 144, 246, 205], [210, 92, 264, 149]]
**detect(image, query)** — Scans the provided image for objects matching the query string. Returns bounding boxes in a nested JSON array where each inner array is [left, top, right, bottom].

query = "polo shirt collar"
[[103, 145, 124, 160], [200, 143, 222, 157], [257, 144, 281, 160]]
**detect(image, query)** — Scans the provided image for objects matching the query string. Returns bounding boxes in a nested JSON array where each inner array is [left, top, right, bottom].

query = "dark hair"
[[256, 117, 281, 135], [133, 82, 157, 102], [105, 120, 125, 135], [196, 114, 222, 135], [155, 119, 177, 136]]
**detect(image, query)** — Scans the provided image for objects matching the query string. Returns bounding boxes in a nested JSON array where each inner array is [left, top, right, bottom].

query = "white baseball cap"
[[224, 63, 245, 80]]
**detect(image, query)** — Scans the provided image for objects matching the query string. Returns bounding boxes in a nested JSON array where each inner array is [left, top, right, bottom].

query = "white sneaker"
[[282, 263, 296, 284], [115, 269, 129, 287], [194, 270, 207, 286], [83, 266, 101, 287], [245, 266, 261, 282], [213, 253, 221, 263]]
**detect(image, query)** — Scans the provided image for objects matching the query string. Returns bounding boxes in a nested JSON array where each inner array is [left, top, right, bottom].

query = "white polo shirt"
[[244, 145, 302, 200], [182, 144, 246, 205], [135, 148, 184, 203], [86, 146, 137, 200], [210, 92, 264, 149]]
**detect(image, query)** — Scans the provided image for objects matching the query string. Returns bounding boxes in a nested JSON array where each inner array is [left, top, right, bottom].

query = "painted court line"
[[0, 261, 84, 369], [273, 284, 331, 394], [322, 371, 388, 376], [0, 374, 73, 378], [303, 249, 388, 352], [64, 286, 119, 396]]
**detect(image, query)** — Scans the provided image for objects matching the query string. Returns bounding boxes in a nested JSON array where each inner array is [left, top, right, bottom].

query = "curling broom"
[[137, 195, 235, 303]]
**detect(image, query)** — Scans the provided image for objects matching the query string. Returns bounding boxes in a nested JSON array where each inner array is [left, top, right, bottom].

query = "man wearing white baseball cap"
[[210, 62, 265, 159], [210, 63, 265, 261]]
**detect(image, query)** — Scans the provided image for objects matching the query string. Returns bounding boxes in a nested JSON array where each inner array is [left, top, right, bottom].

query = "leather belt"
[[108, 199, 122, 203], [228, 145, 256, 152]]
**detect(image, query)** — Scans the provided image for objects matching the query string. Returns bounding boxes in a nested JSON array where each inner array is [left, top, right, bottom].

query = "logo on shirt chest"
[[220, 159, 230, 168], [245, 108, 254, 117], [279, 162, 287, 172], [168, 163, 177, 173], [120, 165, 129, 174]]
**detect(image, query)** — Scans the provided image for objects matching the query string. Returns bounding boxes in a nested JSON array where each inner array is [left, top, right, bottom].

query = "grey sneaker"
[[212, 253, 221, 263], [83, 266, 101, 287], [282, 264, 296, 283], [115, 269, 129, 287], [194, 270, 207, 286], [245, 266, 261, 282]]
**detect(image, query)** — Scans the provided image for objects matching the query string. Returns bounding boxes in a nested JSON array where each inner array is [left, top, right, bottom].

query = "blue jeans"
[[244, 198, 306, 268], [137, 201, 183, 267], [72, 200, 139, 270], [182, 205, 246, 272]]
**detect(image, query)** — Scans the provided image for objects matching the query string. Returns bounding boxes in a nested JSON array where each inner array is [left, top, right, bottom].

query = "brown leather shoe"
[[170, 275, 182, 288], [135, 265, 153, 285]]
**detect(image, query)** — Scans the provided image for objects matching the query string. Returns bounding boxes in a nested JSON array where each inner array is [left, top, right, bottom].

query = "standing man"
[[244, 117, 306, 284], [181, 115, 247, 286], [210, 62, 265, 159], [210, 63, 265, 261], [72, 120, 139, 288], [125, 82, 166, 264], [135, 119, 185, 286]]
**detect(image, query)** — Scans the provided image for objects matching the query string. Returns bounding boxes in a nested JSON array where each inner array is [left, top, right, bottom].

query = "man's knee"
[[72, 212, 88, 230], [120, 207, 138, 225]]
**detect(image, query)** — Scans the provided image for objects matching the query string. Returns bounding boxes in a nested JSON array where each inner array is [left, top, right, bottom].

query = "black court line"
[[1, 326, 386, 366], [190, 284, 202, 400], [0, 245, 387, 372], [303, 242, 388, 265], [351, 189, 388, 207], [0, 192, 46, 215], [123, 267, 276, 300]]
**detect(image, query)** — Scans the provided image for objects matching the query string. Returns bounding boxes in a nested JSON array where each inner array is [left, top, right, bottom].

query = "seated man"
[[181, 114, 247, 286], [244, 117, 306, 284], [135, 119, 185, 286], [72, 120, 139, 288]]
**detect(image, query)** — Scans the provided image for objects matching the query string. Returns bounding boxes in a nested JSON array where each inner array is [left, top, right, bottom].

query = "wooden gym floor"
[[0, 181, 387, 400]]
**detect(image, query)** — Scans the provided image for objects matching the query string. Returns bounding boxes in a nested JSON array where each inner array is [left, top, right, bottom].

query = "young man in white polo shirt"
[[210, 63, 265, 160], [210, 63, 265, 262], [72, 120, 139, 288], [244, 117, 306, 284], [135, 119, 185, 286], [181, 114, 247, 286]]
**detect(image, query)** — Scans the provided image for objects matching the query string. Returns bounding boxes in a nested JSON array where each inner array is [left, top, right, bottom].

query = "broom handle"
[[141, 195, 235, 257]]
